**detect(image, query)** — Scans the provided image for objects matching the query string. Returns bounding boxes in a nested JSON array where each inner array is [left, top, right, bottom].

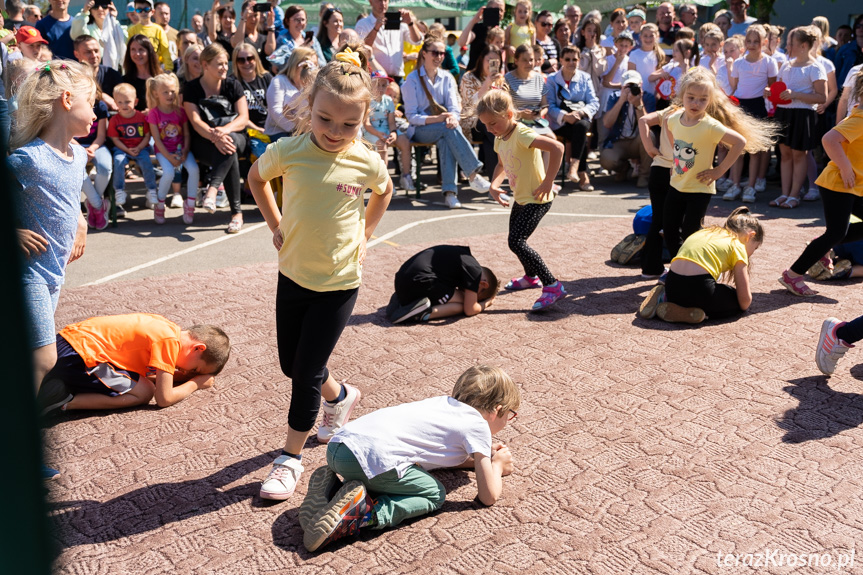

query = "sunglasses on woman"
[[237, 55, 255, 64], [426, 50, 446, 57]]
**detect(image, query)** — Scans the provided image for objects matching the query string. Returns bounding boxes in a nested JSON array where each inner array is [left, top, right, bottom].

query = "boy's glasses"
[[237, 55, 255, 63], [135, 6, 152, 12], [507, 410, 518, 421]]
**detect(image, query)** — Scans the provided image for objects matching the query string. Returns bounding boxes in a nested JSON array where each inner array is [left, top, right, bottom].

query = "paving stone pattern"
[[46, 212, 863, 574]]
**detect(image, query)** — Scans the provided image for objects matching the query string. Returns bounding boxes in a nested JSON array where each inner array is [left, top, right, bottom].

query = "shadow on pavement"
[[777, 376, 863, 443]]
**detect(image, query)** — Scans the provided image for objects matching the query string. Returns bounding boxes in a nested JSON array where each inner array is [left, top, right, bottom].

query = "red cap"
[[15, 26, 48, 45]]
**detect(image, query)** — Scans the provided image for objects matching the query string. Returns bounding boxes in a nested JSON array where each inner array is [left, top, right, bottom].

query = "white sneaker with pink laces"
[[317, 383, 361, 443], [816, 317, 853, 376], [260, 455, 305, 500]]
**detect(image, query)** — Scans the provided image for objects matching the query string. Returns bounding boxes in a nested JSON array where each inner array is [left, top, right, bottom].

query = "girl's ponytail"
[[724, 206, 764, 244]]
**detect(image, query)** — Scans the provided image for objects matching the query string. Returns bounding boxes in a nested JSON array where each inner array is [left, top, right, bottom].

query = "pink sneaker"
[[154, 201, 166, 224], [816, 317, 853, 375], [183, 198, 195, 224], [532, 281, 566, 311], [85, 199, 108, 230], [505, 275, 542, 291]]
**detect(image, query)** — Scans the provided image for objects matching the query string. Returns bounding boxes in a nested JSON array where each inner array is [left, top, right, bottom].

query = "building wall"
[[770, 0, 860, 31]]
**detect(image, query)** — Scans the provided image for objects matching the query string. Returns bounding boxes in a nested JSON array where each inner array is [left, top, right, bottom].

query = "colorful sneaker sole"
[[303, 481, 367, 552], [299, 466, 344, 532]]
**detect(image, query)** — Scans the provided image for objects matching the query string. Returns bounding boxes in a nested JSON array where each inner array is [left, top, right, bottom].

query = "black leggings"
[[642, 165, 671, 276], [663, 189, 712, 259], [665, 271, 744, 319], [790, 187, 863, 275], [554, 119, 590, 172], [509, 201, 555, 285], [191, 131, 248, 215], [837, 314, 863, 345], [276, 273, 358, 432]]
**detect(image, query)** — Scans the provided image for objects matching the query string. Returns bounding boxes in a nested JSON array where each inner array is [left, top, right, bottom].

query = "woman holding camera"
[[71, 0, 128, 69], [547, 45, 599, 189]]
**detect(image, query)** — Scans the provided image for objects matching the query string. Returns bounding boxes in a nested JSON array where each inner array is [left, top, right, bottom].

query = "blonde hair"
[[789, 26, 819, 51], [745, 23, 767, 43], [112, 82, 137, 99], [811, 16, 829, 41], [289, 57, 372, 135], [11, 60, 96, 150], [704, 206, 763, 283], [452, 365, 521, 416], [487, 26, 505, 45], [851, 71, 863, 106], [698, 21, 720, 43], [200, 42, 228, 67], [639, 23, 665, 67], [145, 72, 180, 110], [280, 45, 316, 85], [180, 44, 203, 80], [725, 34, 745, 52], [672, 67, 779, 153], [232, 42, 266, 76], [807, 25, 824, 56], [703, 28, 724, 46], [476, 86, 517, 119], [514, 0, 535, 36], [673, 37, 699, 67]]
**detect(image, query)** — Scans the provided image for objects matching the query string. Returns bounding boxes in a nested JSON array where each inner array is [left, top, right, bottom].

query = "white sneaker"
[[468, 174, 491, 193], [444, 192, 462, 208], [115, 188, 127, 206], [317, 383, 361, 443], [260, 455, 305, 500], [741, 186, 757, 203], [169, 193, 183, 208], [816, 317, 853, 376], [146, 189, 158, 209], [715, 178, 732, 192], [399, 173, 415, 192], [754, 178, 767, 192], [722, 184, 741, 201]]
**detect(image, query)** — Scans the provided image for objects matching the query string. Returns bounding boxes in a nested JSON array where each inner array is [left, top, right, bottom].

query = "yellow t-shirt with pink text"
[[493, 122, 551, 206]]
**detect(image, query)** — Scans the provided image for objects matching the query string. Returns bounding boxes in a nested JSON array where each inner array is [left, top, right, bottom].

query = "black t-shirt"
[[658, 22, 683, 53], [97, 65, 122, 100], [215, 32, 233, 57], [394, 245, 483, 305], [233, 72, 272, 128], [467, 23, 488, 73], [121, 74, 149, 111], [183, 76, 245, 136]]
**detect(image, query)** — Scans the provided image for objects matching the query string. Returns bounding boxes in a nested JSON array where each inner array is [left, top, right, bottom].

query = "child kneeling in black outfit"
[[386, 245, 499, 323]]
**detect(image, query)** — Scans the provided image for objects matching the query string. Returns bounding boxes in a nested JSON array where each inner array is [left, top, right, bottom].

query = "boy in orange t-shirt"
[[36, 313, 231, 414]]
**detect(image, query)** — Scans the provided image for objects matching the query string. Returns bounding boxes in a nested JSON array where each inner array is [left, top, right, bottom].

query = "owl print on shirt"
[[673, 139, 697, 175]]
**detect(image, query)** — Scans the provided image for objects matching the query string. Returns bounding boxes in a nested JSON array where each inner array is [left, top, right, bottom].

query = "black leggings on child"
[[663, 189, 712, 259], [665, 271, 743, 319], [276, 273, 358, 432], [509, 201, 556, 285], [642, 166, 671, 276], [191, 131, 248, 215], [790, 187, 863, 275], [837, 315, 863, 345]]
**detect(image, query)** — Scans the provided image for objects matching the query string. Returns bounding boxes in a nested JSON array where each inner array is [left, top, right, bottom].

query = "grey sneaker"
[[399, 173, 415, 192], [741, 186, 757, 203], [722, 184, 741, 201], [37, 378, 73, 416], [816, 317, 853, 375], [298, 466, 343, 531]]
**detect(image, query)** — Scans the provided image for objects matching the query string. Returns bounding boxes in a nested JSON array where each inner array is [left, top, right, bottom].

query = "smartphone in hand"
[[482, 8, 500, 28], [385, 11, 401, 30]]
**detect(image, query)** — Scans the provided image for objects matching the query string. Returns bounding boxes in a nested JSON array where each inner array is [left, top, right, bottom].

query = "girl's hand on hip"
[[272, 227, 284, 251], [533, 181, 554, 201], [17, 229, 48, 257], [696, 167, 721, 185]]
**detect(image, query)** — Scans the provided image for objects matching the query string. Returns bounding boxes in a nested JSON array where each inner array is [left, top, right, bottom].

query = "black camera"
[[254, 2, 270, 12], [626, 83, 641, 97]]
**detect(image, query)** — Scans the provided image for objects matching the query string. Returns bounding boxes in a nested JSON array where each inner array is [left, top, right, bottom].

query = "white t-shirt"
[[777, 60, 827, 110], [771, 51, 788, 67], [599, 54, 629, 113], [842, 64, 862, 119], [730, 55, 778, 99], [600, 35, 615, 52], [716, 64, 732, 96], [355, 14, 412, 77], [628, 48, 658, 94], [816, 54, 835, 75], [331, 396, 493, 479]]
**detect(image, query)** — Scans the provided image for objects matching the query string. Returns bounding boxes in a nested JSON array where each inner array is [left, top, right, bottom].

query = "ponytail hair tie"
[[335, 47, 362, 69]]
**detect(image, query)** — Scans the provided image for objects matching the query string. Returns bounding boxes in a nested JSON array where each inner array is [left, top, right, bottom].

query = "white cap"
[[622, 69, 643, 87]]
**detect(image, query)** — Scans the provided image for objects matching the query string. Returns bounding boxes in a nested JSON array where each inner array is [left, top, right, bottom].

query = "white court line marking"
[[368, 210, 629, 248], [82, 222, 270, 286], [86, 210, 629, 286]]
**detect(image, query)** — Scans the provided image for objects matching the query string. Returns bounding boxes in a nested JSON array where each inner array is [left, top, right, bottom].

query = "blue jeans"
[[81, 145, 112, 208], [113, 146, 157, 191], [0, 98, 10, 152], [411, 122, 483, 194], [155, 151, 200, 201]]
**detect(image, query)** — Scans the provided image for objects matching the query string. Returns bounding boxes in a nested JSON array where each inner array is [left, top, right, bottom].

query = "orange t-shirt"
[[60, 313, 181, 375], [815, 107, 863, 197]]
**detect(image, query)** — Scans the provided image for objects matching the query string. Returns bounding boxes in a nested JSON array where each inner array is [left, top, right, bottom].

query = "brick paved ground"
[[45, 209, 863, 574]]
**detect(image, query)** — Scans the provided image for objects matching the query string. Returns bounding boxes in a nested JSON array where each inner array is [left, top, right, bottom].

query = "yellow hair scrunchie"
[[335, 47, 362, 69]]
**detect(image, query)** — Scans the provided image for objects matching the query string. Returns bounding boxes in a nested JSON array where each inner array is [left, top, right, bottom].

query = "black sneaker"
[[387, 295, 432, 324], [37, 378, 73, 417]]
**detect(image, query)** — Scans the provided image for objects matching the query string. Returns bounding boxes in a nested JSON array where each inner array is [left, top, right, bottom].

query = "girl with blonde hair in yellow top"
[[478, 89, 566, 311], [779, 73, 863, 297], [504, 0, 535, 66], [639, 207, 764, 324], [247, 48, 393, 501]]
